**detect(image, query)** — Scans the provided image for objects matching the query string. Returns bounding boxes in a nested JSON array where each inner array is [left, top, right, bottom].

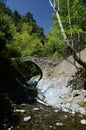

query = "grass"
[[79, 101, 86, 107], [63, 99, 73, 104]]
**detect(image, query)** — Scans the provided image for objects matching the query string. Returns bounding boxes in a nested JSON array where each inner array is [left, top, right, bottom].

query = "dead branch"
[[36, 98, 49, 107]]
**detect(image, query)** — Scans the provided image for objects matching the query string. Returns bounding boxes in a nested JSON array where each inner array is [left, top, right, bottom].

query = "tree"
[[12, 22, 43, 57], [0, 14, 12, 52], [48, 0, 86, 68], [12, 10, 21, 26], [22, 12, 45, 45]]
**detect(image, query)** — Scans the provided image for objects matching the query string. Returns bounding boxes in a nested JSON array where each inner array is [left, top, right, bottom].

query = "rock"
[[56, 122, 64, 126], [54, 109, 58, 113], [24, 116, 31, 122], [78, 114, 83, 117], [8, 126, 13, 130], [71, 110, 75, 115], [80, 119, 86, 125], [14, 109, 25, 113], [65, 103, 71, 108], [65, 115, 68, 118], [32, 107, 40, 111], [62, 107, 69, 113], [79, 108, 86, 115], [49, 125, 52, 128], [21, 103, 26, 106]]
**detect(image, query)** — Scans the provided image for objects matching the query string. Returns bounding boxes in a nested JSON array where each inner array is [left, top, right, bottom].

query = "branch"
[[49, 0, 55, 9], [65, 58, 79, 69], [36, 98, 49, 107]]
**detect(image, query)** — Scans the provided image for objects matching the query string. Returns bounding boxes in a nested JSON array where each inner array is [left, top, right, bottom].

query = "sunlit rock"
[[21, 103, 26, 106], [24, 116, 31, 122], [54, 109, 58, 113], [79, 107, 86, 115], [56, 122, 64, 126], [80, 119, 86, 125], [71, 110, 75, 115], [49, 125, 52, 128], [61, 107, 69, 113], [14, 109, 25, 113], [8, 126, 13, 130], [32, 107, 40, 111]]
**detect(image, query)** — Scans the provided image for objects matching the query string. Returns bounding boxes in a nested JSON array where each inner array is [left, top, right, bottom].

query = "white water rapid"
[[37, 75, 72, 107], [27, 70, 72, 108]]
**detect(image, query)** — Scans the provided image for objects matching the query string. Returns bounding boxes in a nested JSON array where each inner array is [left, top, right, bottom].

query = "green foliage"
[[0, 14, 12, 53], [11, 23, 43, 57], [0, 3, 45, 58], [47, 0, 86, 58], [79, 101, 86, 107], [12, 10, 21, 26], [44, 14, 67, 57], [16, 61, 41, 81], [63, 99, 73, 105], [0, 1, 86, 58], [71, 68, 86, 89]]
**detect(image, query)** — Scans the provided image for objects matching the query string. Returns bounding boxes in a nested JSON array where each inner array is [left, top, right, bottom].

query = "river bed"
[[8, 102, 86, 130]]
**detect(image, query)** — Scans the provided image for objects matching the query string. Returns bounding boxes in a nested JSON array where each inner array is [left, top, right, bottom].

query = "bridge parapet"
[[19, 56, 63, 71], [11, 56, 63, 83]]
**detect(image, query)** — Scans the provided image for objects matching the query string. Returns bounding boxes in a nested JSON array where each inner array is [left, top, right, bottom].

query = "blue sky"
[[6, 0, 53, 34]]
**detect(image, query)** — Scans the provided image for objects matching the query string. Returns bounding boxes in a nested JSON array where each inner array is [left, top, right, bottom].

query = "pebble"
[[65, 115, 68, 118], [8, 126, 13, 130], [80, 119, 86, 125], [49, 125, 52, 128], [21, 103, 26, 106], [24, 116, 31, 122], [80, 108, 86, 115], [32, 107, 40, 111], [62, 107, 69, 113], [56, 122, 64, 126], [78, 114, 83, 118], [54, 109, 58, 113], [71, 110, 75, 115], [14, 109, 25, 113]]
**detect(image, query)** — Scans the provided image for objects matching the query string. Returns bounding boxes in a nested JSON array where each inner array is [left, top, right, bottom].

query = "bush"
[[69, 68, 86, 90]]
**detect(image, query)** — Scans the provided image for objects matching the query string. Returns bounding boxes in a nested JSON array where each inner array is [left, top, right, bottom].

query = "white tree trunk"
[[49, 0, 70, 47], [67, 0, 73, 47]]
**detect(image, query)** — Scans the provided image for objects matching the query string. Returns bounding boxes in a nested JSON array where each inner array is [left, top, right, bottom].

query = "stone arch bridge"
[[11, 56, 62, 88], [12, 56, 62, 82], [16, 56, 61, 71]]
